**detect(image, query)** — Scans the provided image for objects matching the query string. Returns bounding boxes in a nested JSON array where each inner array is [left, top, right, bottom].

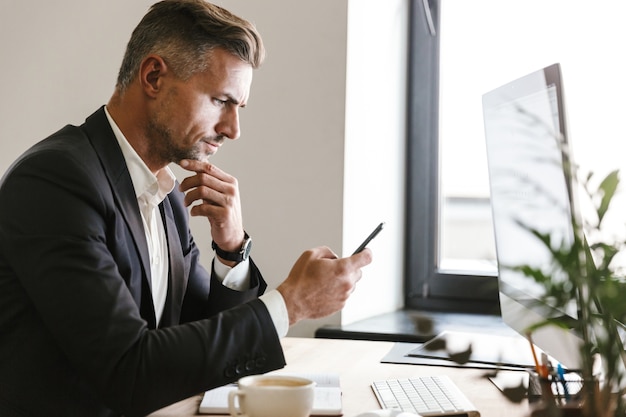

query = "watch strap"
[[212, 232, 251, 262]]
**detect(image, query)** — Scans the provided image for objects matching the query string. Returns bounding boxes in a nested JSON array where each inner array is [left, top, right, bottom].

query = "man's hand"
[[178, 159, 244, 253], [277, 247, 373, 325]]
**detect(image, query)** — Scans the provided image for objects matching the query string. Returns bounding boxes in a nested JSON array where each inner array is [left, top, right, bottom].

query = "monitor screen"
[[482, 63, 582, 369]]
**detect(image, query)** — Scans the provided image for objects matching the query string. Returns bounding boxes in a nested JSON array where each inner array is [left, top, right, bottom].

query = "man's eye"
[[214, 98, 227, 106]]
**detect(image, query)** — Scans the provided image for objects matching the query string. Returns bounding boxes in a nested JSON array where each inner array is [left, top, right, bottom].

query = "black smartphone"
[[352, 222, 385, 255]]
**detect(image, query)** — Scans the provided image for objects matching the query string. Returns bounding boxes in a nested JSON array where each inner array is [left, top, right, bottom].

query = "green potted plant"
[[416, 133, 626, 416], [509, 162, 626, 417]]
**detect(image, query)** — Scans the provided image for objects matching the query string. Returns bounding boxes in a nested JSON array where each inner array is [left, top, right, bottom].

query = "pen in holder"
[[528, 370, 584, 417]]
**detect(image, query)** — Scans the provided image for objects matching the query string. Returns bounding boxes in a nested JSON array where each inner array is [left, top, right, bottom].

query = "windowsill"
[[315, 309, 516, 343]]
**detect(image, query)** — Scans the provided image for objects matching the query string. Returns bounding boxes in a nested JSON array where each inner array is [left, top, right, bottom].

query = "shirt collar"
[[104, 106, 175, 206]]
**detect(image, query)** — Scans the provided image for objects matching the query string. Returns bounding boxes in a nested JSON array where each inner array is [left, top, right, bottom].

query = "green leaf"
[[448, 345, 473, 365], [524, 318, 570, 334], [502, 382, 527, 403], [410, 314, 434, 334], [423, 338, 446, 351], [596, 170, 620, 225], [509, 265, 552, 284]]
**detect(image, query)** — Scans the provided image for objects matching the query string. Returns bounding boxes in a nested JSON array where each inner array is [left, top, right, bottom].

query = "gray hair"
[[116, 0, 265, 91]]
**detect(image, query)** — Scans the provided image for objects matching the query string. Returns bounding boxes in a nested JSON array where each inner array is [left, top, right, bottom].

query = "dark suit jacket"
[[0, 107, 286, 417]]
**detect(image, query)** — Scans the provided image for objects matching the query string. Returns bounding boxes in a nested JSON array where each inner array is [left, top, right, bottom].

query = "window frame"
[[404, 0, 499, 314]]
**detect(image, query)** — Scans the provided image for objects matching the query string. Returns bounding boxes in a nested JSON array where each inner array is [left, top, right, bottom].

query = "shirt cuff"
[[213, 259, 289, 338], [259, 289, 289, 338], [213, 258, 251, 291]]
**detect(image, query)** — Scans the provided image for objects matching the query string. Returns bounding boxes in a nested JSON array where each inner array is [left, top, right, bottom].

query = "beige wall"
[[0, 0, 407, 337]]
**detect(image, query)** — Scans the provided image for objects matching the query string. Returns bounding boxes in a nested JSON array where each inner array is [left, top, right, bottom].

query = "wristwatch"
[[212, 232, 252, 263]]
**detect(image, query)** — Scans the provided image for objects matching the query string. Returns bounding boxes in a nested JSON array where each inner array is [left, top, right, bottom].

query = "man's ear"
[[139, 55, 169, 98]]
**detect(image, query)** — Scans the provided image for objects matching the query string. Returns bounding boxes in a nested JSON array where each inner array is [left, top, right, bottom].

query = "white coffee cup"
[[228, 374, 315, 417]]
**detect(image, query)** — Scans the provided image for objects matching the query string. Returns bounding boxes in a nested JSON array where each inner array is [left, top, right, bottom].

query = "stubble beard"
[[147, 118, 214, 165]]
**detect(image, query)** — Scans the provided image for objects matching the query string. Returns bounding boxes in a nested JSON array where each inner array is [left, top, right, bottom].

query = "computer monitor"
[[482, 63, 583, 370]]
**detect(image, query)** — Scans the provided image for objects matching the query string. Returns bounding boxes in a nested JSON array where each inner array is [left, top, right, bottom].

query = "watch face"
[[242, 238, 252, 259]]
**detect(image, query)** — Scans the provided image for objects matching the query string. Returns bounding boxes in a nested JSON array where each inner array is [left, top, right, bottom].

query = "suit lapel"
[[80, 107, 153, 306], [159, 198, 186, 327]]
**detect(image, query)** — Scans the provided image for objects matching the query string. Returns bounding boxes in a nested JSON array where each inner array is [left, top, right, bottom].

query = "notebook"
[[198, 372, 342, 416]]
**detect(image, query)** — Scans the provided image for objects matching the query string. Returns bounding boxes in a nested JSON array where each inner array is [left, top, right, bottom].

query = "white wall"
[[341, 0, 407, 324], [0, 0, 407, 337]]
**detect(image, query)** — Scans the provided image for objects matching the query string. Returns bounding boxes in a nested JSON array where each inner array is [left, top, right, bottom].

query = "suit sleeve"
[[0, 140, 286, 416]]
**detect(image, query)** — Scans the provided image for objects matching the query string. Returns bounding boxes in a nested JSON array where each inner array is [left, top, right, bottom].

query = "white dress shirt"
[[104, 107, 288, 336]]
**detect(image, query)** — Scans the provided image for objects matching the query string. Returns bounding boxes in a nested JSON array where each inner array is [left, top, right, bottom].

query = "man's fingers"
[[181, 180, 228, 207], [178, 159, 229, 180], [310, 246, 339, 260], [178, 158, 211, 173], [175, 162, 244, 252], [177, 161, 239, 209], [346, 248, 373, 268]]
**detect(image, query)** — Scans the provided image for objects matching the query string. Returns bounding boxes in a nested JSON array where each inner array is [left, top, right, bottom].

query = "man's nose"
[[216, 107, 241, 140]]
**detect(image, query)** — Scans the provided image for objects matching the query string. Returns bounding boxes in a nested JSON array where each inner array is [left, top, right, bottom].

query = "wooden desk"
[[149, 337, 529, 417]]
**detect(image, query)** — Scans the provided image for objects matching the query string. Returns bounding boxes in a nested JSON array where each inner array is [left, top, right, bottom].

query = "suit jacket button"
[[235, 363, 244, 375], [224, 367, 236, 378], [255, 357, 267, 367], [245, 360, 255, 371]]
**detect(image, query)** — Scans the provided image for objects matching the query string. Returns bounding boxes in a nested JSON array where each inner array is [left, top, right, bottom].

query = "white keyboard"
[[371, 375, 480, 416]]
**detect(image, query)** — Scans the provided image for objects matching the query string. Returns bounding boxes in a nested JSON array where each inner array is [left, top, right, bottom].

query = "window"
[[406, 0, 626, 313]]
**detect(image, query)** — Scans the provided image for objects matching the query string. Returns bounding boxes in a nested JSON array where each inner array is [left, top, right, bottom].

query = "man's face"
[[147, 48, 253, 164]]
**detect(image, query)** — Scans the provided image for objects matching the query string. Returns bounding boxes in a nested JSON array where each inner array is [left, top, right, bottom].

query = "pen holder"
[[527, 371, 585, 417]]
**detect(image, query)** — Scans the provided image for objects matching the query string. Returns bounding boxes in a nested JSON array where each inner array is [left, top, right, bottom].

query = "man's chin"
[[175, 151, 213, 164]]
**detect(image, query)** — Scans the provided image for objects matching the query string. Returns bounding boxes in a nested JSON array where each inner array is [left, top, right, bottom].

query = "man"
[[0, 1, 372, 416]]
